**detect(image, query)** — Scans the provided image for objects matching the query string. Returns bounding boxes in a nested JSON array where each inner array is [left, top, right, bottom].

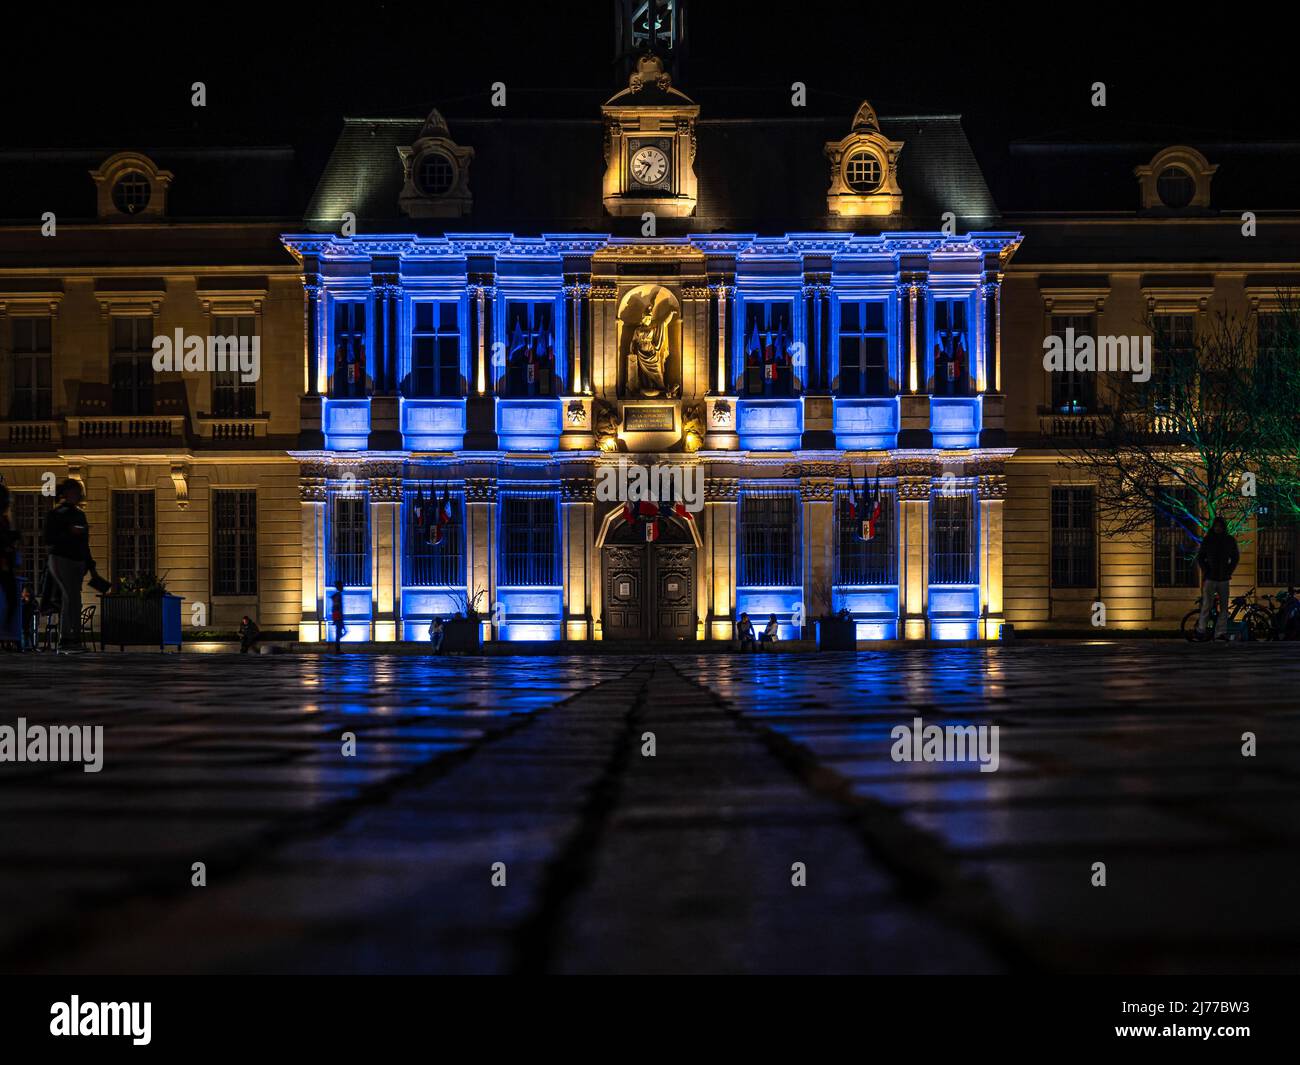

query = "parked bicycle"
[[1181, 585, 1274, 642]]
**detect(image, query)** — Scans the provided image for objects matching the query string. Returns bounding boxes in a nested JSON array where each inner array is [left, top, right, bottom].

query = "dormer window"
[[112, 171, 151, 214], [1135, 146, 1216, 211], [845, 150, 883, 193], [397, 108, 475, 218], [416, 152, 455, 196], [90, 152, 173, 220], [824, 102, 904, 217], [1156, 165, 1194, 209]]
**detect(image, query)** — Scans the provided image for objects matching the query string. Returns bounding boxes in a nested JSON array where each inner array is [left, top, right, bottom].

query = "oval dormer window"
[[417, 152, 455, 196], [111, 171, 151, 214], [1156, 165, 1195, 208], [845, 149, 883, 193]]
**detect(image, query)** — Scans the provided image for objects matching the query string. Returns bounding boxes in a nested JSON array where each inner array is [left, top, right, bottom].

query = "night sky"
[[6, 2, 1297, 175]]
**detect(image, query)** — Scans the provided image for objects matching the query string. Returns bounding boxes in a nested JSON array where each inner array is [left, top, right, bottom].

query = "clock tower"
[[601, 53, 699, 219]]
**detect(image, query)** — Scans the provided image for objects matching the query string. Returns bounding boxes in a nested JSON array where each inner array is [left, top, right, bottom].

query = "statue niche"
[[619, 285, 680, 398]]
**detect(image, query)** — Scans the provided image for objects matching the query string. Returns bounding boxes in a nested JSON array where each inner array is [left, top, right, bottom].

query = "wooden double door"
[[602, 541, 696, 641]]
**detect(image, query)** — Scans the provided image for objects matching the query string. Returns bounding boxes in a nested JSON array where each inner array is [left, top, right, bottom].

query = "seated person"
[[428, 616, 445, 653], [736, 612, 757, 652], [759, 613, 779, 646], [238, 615, 261, 655]]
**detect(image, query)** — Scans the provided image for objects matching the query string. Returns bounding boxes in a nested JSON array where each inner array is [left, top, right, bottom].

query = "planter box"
[[441, 618, 484, 654], [816, 617, 858, 652], [101, 593, 183, 652]]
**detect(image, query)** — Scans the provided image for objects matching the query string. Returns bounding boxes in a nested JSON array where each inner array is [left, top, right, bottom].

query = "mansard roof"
[[304, 110, 998, 235]]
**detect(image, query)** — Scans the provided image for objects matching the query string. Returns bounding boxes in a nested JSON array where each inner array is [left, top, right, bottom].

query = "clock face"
[[630, 145, 669, 187]]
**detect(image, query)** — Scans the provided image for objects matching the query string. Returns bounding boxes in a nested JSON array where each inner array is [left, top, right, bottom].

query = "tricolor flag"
[[860, 472, 883, 542], [643, 518, 660, 542], [430, 486, 453, 545], [412, 485, 427, 528]]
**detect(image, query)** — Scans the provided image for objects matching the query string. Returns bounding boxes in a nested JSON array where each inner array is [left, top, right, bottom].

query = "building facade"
[[4, 4, 1297, 644]]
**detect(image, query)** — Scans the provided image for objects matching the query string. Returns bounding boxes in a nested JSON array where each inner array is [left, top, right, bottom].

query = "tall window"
[[1049, 314, 1097, 413], [1051, 487, 1096, 588], [328, 490, 370, 588], [738, 490, 801, 586], [9, 316, 52, 419], [837, 301, 890, 397], [111, 316, 154, 416], [1256, 312, 1292, 389], [213, 490, 257, 596], [10, 491, 49, 594], [836, 489, 896, 585], [741, 301, 796, 397], [499, 493, 559, 586], [331, 302, 368, 399], [403, 486, 465, 587], [1257, 494, 1299, 588], [112, 491, 155, 581], [502, 302, 555, 398], [407, 302, 461, 398], [932, 298, 970, 397], [1152, 313, 1195, 410], [930, 489, 976, 585], [211, 315, 258, 417], [1154, 487, 1198, 588]]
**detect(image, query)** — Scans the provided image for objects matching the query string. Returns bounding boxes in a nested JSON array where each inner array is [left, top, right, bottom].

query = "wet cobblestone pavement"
[[1, 644, 1298, 974]]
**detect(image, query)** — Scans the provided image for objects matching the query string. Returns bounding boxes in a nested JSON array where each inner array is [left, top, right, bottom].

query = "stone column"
[[898, 473, 931, 640], [589, 281, 618, 396], [716, 283, 731, 394], [705, 477, 738, 640], [562, 478, 594, 640], [465, 478, 497, 641], [299, 466, 326, 642], [802, 476, 836, 635], [304, 276, 322, 395], [682, 284, 710, 398], [979, 472, 1007, 639], [371, 473, 401, 642]]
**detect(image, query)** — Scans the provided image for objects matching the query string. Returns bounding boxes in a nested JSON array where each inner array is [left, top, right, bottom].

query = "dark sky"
[[6, 0, 1297, 168]]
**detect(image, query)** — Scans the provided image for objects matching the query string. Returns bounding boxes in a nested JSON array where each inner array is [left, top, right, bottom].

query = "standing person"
[[20, 585, 38, 652], [1195, 515, 1240, 642], [329, 582, 345, 653], [428, 615, 444, 654], [43, 479, 94, 654], [238, 615, 261, 655], [0, 484, 19, 639]]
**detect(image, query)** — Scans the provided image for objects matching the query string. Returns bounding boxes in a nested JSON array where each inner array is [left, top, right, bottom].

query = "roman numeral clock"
[[602, 54, 699, 218]]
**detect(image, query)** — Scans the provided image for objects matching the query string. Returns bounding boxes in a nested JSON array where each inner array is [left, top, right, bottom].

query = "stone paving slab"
[[0, 643, 1298, 973]]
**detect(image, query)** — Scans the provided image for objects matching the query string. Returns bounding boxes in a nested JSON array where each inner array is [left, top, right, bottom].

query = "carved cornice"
[[561, 478, 594, 502], [897, 476, 932, 501], [978, 474, 1008, 500], [464, 477, 496, 503], [706, 477, 738, 502], [800, 478, 836, 502], [369, 477, 402, 503]]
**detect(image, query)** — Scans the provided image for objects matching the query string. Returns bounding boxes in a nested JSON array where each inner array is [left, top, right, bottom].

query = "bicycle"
[[1181, 585, 1274, 642]]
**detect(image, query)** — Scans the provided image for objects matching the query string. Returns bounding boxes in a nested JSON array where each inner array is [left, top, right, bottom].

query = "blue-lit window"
[[1154, 487, 1198, 588], [838, 300, 890, 397], [502, 301, 556, 398], [331, 301, 368, 399], [9, 491, 48, 596], [406, 302, 461, 398], [930, 489, 976, 585], [741, 301, 796, 397], [403, 486, 464, 587], [931, 297, 970, 397], [836, 489, 896, 584], [739, 489, 801, 586], [328, 489, 370, 588], [499, 493, 559, 586]]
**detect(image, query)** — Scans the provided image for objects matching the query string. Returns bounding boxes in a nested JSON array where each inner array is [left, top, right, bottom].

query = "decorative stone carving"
[[824, 102, 905, 218], [398, 109, 475, 219], [463, 478, 496, 503], [706, 478, 739, 502]]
